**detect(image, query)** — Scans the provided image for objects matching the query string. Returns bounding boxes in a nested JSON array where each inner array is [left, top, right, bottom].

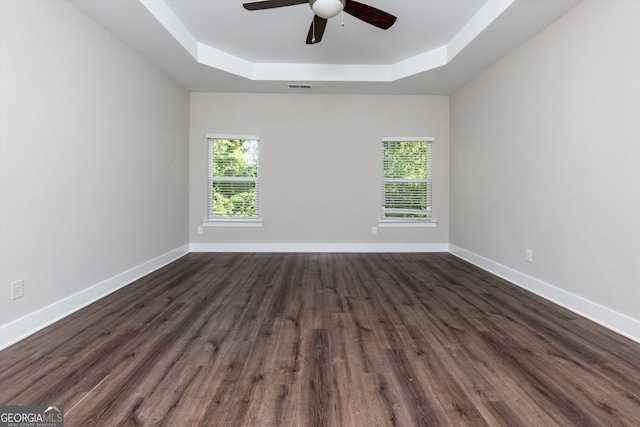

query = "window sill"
[[377, 220, 438, 228], [202, 219, 263, 228]]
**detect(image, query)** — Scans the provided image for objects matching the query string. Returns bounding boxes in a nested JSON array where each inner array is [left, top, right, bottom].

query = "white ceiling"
[[70, 0, 581, 95]]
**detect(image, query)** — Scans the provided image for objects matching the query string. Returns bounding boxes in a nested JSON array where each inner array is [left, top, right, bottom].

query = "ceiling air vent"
[[287, 83, 312, 90]]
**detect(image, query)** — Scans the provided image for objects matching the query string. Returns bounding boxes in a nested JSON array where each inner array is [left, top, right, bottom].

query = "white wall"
[[190, 93, 449, 251], [0, 0, 189, 344], [450, 1, 640, 333]]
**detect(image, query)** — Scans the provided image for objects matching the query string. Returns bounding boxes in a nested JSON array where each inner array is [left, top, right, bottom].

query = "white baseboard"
[[0, 244, 190, 351], [190, 242, 449, 253], [9, 243, 635, 351], [449, 245, 640, 344]]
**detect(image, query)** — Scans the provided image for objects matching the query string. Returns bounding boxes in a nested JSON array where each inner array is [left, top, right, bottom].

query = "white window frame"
[[378, 137, 437, 228], [202, 134, 263, 228]]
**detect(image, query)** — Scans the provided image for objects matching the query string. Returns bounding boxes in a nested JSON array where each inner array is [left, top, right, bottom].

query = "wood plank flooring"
[[1, 252, 640, 426]]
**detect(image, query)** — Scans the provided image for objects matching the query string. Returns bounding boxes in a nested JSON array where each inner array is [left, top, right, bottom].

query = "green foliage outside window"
[[209, 139, 258, 218], [383, 141, 427, 178], [382, 140, 431, 219]]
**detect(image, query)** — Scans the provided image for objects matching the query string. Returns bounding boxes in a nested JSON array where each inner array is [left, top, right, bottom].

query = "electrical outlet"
[[11, 280, 24, 300], [372, 227, 377, 235], [525, 249, 533, 263], [197, 226, 203, 235]]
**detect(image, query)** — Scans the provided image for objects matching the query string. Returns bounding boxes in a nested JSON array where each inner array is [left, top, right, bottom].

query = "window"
[[206, 135, 260, 225], [381, 137, 434, 225]]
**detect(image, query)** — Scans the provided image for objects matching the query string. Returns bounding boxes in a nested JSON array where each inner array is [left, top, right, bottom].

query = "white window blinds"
[[208, 137, 259, 219], [382, 138, 432, 220]]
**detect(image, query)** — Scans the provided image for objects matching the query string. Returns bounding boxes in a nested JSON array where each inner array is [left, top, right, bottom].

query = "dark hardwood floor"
[[1, 252, 640, 426]]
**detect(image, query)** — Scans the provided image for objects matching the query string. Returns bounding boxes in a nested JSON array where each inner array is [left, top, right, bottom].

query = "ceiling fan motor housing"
[[310, 0, 346, 19]]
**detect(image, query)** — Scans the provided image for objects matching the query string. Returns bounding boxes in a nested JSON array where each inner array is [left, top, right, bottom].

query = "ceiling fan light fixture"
[[310, 0, 345, 19]]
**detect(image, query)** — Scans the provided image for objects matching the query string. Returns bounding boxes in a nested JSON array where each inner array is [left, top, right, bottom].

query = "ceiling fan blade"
[[243, 0, 308, 11], [343, 0, 396, 30], [306, 15, 328, 44]]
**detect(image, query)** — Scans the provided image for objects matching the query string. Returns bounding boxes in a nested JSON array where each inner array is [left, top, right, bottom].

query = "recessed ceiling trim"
[[448, 0, 514, 61], [139, 0, 516, 83], [139, 0, 197, 58], [198, 43, 254, 80], [391, 46, 448, 81], [254, 63, 392, 82]]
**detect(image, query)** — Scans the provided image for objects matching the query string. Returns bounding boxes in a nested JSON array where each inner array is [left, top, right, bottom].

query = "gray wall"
[[189, 93, 449, 249], [4, 0, 638, 346], [0, 0, 189, 329], [450, 0, 640, 322]]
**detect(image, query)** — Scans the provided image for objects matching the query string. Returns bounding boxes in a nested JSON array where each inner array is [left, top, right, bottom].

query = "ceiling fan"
[[242, 0, 397, 44]]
